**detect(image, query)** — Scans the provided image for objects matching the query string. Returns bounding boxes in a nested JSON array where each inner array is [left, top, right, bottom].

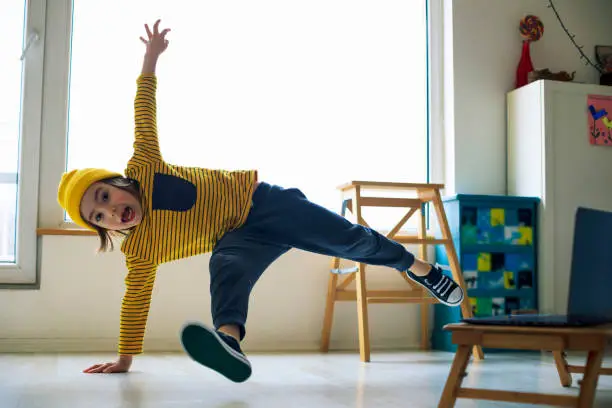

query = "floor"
[[1, 350, 612, 407]]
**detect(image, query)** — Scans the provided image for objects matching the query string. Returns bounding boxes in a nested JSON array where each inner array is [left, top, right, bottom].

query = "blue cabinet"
[[431, 194, 540, 352]]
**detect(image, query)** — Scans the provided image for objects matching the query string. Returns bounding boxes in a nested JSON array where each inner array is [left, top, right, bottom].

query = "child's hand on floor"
[[140, 19, 170, 58], [83, 355, 133, 374]]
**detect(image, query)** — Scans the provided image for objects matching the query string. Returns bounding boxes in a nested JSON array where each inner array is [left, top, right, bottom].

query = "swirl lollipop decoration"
[[520, 15, 544, 42], [516, 15, 544, 88]]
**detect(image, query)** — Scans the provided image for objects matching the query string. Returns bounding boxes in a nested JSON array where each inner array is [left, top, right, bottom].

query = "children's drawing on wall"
[[588, 94, 612, 145]]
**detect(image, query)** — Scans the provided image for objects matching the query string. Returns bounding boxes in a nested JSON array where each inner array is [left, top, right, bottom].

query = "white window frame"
[[0, 0, 46, 286], [36, 0, 72, 231], [36, 0, 446, 234], [428, 0, 445, 188]]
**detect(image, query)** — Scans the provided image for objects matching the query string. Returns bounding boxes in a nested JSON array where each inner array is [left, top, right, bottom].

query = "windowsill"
[[37, 228, 96, 236], [35, 228, 442, 243]]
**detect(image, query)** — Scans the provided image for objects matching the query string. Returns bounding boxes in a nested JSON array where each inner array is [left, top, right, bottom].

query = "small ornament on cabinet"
[[515, 15, 543, 89], [528, 68, 575, 83]]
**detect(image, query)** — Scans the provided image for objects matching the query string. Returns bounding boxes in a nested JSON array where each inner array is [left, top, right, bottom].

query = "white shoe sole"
[[404, 271, 464, 307]]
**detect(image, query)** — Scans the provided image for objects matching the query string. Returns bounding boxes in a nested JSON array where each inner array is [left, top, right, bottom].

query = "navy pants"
[[209, 182, 416, 339]]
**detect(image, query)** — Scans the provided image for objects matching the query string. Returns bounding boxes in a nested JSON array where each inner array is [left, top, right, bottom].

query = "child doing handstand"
[[57, 20, 464, 383]]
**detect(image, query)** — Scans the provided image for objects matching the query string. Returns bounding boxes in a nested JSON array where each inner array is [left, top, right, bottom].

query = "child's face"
[[80, 182, 143, 231]]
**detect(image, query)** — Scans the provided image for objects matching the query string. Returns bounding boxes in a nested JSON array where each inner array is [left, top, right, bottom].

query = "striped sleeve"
[[127, 74, 162, 169], [118, 256, 158, 355]]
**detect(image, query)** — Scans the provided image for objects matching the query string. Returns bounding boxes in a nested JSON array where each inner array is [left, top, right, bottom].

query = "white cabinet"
[[507, 80, 612, 314]]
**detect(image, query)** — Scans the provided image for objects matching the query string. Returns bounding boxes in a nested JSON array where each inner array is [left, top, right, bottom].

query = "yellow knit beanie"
[[57, 168, 122, 230]]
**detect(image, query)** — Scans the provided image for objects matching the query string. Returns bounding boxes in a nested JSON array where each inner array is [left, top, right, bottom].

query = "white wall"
[[445, 0, 612, 195], [0, 237, 432, 353]]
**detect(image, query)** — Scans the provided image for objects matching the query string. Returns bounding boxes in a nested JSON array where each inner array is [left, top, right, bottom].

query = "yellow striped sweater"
[[118, 74, 258, 355]]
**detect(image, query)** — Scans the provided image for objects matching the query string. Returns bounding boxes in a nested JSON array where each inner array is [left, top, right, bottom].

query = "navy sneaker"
[[180, 322, 252, 383], [404, 264, 464, 307]]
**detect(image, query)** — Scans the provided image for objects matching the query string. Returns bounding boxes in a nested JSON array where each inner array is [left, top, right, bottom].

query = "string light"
[[547, 0, 603, 73]]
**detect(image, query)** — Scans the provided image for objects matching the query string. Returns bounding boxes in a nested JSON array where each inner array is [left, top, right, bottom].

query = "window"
[[0, 0, 45, 284], [64, 0, 431, 231], [0, 1, 25, 263]]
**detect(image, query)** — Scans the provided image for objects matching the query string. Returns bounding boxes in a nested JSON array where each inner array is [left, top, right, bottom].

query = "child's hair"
[[84, 176, 141, 252]]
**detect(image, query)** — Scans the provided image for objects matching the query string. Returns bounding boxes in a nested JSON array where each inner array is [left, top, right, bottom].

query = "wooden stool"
[[319, 181, 483, 362], [439, 323, 612, 408]]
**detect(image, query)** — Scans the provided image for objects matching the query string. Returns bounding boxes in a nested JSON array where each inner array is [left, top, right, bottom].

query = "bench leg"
[[438, 345, 471, 408], [553, 351, 573, 388], [577, 350, 605, 408]]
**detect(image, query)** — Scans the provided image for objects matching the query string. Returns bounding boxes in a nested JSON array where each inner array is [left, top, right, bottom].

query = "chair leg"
[[431, 190, 484, 361], [553, 351, 573, 388], [321, 196, 349, 353], [355, 262, 371, 362], [349, 186, 371, 362], [320, 267, 339, 352], [418, 204, 429, 350], [577, 349, 605, 408], [421, 304, 430, 350], [438, 345, 471, 408]]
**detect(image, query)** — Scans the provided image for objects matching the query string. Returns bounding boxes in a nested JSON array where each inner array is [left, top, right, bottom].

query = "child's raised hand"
[[140, 19, 170, 58]]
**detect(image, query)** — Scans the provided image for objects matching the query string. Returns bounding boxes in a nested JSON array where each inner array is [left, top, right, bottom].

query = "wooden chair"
[[439, 323, 612, 408], [319, 181, 483, 362]]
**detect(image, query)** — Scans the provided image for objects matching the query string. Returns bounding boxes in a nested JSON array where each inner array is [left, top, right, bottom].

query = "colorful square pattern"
[[461, 206, 534, 245], [470, 296, 523, 316], [463, 252, 534, 292]]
